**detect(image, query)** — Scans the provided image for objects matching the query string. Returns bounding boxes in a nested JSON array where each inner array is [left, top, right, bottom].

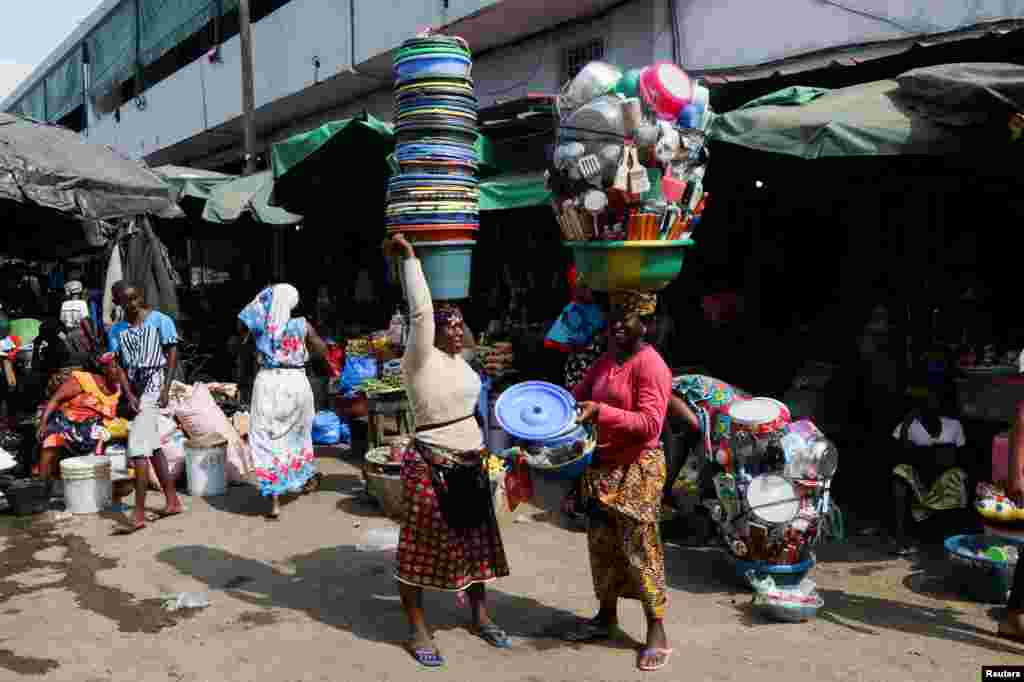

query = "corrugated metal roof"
[[692, 18, 1024, 83]]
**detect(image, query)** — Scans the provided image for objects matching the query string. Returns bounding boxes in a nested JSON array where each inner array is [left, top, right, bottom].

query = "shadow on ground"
[[157, 543, 643, 655]]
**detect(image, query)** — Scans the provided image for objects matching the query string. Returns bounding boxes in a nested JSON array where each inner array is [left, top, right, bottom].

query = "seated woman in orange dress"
[[35, 352, 121, 486]]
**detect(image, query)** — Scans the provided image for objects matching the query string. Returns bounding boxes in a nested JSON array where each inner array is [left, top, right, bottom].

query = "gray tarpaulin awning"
[[707, 63, 1024, 159], [0, 113, 182, 220]]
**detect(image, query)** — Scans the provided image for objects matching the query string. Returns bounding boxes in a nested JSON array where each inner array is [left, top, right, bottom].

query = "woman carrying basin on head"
[[384, 233, 511, 669], [566, 290, 673, 672]]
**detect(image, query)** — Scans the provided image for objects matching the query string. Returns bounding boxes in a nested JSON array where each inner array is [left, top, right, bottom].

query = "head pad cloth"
[[610, 290, 657, 317], [434, 303, 463, 336]]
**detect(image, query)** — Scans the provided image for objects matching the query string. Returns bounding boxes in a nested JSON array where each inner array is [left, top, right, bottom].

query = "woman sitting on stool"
[[887, 382, 977, 555]]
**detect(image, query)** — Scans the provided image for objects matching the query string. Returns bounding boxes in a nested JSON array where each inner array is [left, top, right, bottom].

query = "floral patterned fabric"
[[672, 374, 752, 456], [395, 443, 510, 591], [249, 368, 317, 497], [581, 448, 667, 619], [238, 286, 309, 369]]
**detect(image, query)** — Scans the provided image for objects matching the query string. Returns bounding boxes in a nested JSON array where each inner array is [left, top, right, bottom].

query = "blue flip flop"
[[410, 646, 445, 668], [475, 623, 512, 649]]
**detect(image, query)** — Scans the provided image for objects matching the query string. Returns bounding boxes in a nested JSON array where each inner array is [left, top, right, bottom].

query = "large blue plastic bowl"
[[394, 55, 472, 83], [945, 534, 1024, 603], [529, 447, 594, 481], [731, 555, 816, 589]]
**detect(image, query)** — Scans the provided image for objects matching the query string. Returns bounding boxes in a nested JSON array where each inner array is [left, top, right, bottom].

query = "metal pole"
[[238, 0, 258, 176]]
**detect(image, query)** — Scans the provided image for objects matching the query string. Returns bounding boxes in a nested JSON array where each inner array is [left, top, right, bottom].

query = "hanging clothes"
[[102, 244, 124, 329], [123, 217, 179, 319]]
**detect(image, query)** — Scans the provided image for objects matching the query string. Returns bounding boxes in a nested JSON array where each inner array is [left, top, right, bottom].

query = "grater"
[[577, 154, 602, 180]]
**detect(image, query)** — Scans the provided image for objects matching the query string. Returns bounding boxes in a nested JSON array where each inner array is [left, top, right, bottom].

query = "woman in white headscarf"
[[239, 284, 334, 519]]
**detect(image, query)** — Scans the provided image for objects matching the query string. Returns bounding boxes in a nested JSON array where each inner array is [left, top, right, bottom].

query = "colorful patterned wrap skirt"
[[582, 447, 668, 619], [395, 442, 510, 591]]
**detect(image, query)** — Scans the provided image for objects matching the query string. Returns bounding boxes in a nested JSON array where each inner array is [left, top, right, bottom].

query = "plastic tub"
[[390, 226, 478, 243], [530, 448, 593, 481], [731, 555, 816, 589], [567, 239, 695, 292], [186, 443, 227, 497], [60, 456, 112, 514], [394, 55, 472, 83], [413, 240, 475, 301], [946, 533, 1024, 603], [754, 593, 824, 623]]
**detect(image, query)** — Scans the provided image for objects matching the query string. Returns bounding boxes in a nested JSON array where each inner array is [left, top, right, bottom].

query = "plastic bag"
[[339, 356, 378, 397], [544, 302, 605, 351], [312, 410, 350, 445], [505, 450, 534, 511]]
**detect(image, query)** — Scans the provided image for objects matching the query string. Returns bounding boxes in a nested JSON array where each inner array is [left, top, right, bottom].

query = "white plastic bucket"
[[60, 455, 112, 514], [186, 444, 227, 497]]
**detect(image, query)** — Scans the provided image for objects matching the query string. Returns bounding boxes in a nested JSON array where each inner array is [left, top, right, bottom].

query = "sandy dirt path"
[[0, 451, 1018, 681]]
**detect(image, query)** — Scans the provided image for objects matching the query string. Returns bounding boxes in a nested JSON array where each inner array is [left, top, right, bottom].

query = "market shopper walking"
[[110, 282, 183, 531], [998, 400, 1024, 642], [384, 233, 511, 668], [567, 290, 674, 672], [238, 284, 333, 519]]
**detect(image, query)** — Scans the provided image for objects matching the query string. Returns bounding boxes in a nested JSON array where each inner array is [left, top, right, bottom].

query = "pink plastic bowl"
[[639, 62, 693, 121]]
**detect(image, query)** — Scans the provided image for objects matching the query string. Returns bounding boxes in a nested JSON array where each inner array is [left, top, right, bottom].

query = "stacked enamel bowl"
[[387, 35, 478, 300]]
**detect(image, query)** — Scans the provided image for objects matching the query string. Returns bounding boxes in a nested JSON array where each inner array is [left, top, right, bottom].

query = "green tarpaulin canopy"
[[154, 165, 235, 203], [479, 172, 549, 211], [271, 114, 394, 179], [707, 80, 974, 158], [270, 114, 395, 214], [201, 171, 301, 225], [478, 167, 665, 211]]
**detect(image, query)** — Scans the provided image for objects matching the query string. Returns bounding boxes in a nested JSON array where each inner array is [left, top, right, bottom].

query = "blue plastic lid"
[[494, 381, 577, 441]]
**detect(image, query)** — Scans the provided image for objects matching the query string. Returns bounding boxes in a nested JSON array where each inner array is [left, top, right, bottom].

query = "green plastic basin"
[[566, 239, 694, 292]]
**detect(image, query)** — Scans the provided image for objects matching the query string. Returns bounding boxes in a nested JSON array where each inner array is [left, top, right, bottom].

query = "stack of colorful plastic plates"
[[388, 36, 480, 244]]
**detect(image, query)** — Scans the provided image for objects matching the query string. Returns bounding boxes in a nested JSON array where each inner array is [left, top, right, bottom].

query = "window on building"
[[562, 38, 606, 83]]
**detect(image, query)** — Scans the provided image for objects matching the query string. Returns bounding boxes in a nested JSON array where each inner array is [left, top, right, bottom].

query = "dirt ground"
[[0, 449, 1018, 682]]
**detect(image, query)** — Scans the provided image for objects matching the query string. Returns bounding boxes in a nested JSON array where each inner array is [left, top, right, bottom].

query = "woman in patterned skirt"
[[385, 234, 510, 668], [567, 290, 674, 672]]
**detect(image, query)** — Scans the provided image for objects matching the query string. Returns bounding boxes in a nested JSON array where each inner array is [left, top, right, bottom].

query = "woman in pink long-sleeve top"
[[565, 290, 673, 672]]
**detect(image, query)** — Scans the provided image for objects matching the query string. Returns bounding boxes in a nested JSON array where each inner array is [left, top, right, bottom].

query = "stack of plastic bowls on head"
[[387, 35, 478, 301]]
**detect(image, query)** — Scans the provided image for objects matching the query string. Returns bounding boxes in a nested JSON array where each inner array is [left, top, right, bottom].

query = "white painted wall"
[[471, 0, 658, 109], [87, 0, 356, 158], [75, 0, 1024, 162]]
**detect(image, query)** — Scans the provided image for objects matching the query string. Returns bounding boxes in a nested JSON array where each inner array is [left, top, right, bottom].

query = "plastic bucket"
[[186, 444, 227, 497], [60, 456, 112, 514], [413, 240, 475, 301]]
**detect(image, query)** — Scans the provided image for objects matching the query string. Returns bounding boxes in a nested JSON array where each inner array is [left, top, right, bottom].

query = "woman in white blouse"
[[384, 234, 511, 668], [888, 384, 970, 554]]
